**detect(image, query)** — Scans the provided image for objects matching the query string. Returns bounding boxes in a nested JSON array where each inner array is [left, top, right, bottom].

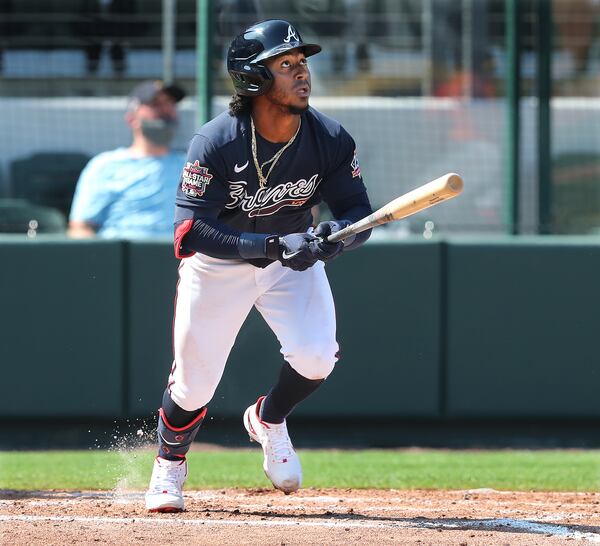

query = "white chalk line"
[[0, 496, 589, 523], [2, 492, 599, 525], [2, 498, 592, 524], [0, 514, 409, 530], [1, 514, 600, 541], [478, 519, 600, 543], [3, 492, 597, 518]]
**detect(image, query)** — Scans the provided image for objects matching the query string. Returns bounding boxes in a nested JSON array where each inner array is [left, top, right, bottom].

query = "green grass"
[[2, 449, 600, 491]]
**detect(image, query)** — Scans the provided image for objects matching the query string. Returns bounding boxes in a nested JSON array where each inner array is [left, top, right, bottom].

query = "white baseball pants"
[[168, 253, 339, 412]]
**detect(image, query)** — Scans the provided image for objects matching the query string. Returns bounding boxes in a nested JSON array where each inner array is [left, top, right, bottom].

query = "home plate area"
[[2, 489, 600, 545]]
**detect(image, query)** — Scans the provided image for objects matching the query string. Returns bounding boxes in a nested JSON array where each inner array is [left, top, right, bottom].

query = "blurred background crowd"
[[0, 0, 598, 236]]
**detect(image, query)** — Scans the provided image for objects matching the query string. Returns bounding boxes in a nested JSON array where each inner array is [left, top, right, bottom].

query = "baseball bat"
[[326, 172, 464, 243]]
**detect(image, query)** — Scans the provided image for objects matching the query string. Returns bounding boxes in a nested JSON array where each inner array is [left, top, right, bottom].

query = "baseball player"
[[145, 19, 373, 512]]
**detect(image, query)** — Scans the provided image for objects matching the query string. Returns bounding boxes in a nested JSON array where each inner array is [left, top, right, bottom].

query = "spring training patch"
[[181, 160, 213, 198], [351, 150, 361, 178]]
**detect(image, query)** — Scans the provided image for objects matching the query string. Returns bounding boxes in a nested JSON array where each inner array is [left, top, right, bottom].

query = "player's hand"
[[310, 220, 351, 262], [277, 232, 320, 271]]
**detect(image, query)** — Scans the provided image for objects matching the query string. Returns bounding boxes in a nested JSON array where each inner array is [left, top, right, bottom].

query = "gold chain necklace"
[[250, 117, 301, 188]]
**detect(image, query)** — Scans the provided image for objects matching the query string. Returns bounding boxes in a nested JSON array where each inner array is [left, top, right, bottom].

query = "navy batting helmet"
[[227, 19, 322, 96]]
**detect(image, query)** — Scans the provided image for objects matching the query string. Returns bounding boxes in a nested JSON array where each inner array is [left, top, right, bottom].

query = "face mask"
[[140, 118, 178, 146]]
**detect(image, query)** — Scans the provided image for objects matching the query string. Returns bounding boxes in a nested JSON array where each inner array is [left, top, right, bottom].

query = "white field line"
[[1, 514, 600, 542], [0, 514, 428, 530], [0, 498, 589, 522], [3, 492, 597, 512], [2, 491, 598, 523], [477, 518, 600, 543]]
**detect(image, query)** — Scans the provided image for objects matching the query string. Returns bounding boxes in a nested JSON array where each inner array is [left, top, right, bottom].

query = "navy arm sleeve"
[[173, 134, 274, 260], [176, 206, 274, 260]]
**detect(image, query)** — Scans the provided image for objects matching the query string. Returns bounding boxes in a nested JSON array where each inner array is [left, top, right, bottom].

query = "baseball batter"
[[145, 19, 373, 512]]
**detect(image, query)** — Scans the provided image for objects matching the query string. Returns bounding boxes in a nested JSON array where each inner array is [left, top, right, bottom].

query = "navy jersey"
[[175, 107, 366, 236]]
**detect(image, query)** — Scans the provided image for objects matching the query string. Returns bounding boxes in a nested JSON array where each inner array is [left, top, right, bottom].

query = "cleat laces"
[[149, 461, 186, 494], [264, 423, 295, 463]]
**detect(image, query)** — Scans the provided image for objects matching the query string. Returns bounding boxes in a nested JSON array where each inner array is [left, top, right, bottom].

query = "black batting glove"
[[265, 232, 319, 271], [309, 220, 352, 262]]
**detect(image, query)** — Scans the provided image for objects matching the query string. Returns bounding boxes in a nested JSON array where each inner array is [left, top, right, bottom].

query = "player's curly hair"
[[228, 93, 252, 117]]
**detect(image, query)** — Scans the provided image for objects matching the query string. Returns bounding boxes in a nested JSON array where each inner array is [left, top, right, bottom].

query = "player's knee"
[[170, 378, 218, 411], [286, 343, 337, 380]]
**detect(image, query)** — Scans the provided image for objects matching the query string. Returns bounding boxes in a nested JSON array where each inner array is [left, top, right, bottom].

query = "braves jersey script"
[[175, 107, 366, 237]]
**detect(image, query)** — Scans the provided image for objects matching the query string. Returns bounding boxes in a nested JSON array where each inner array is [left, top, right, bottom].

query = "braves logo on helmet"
[[283, 25, 299, 43]]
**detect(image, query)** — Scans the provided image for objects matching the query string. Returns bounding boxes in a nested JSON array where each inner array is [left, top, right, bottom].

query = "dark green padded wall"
[[8, 237, 598, 422], [307, 241, 442, 418], [126, 241, 442, 419], [126, 241, 179, 416], [0, 238, 123, 417], [445, 237, 600, 417]]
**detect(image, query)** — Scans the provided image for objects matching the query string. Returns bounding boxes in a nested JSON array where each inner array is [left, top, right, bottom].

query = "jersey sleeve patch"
[[351, 149, 361, 178], [181, 160, 213, 198]]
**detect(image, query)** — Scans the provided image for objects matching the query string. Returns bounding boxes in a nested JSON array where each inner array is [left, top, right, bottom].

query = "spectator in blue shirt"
[[68, 80, 186, 239]]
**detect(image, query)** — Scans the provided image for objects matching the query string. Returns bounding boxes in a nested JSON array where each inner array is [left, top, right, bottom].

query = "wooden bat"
[[326, 173, 464, 243]]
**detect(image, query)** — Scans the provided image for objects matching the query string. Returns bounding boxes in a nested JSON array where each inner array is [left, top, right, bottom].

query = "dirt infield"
[[2, 488, 600, 545]]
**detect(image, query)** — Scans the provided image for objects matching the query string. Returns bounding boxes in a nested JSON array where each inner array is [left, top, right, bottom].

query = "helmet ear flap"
[[231, 64, 273, 96], [253, 64, 273, 95]]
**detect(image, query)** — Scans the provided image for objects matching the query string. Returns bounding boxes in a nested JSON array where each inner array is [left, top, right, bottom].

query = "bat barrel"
[[326, 173, 464, 244], [445, 173, 464, 194]]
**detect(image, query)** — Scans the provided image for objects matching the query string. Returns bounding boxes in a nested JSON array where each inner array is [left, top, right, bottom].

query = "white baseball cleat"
[[145, 456, 187, 512], [243, 396, 302, 494]]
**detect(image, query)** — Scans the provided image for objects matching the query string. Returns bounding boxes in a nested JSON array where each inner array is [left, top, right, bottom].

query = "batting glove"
[[309, 220, 352, 262], [266, 232, 319, 271]]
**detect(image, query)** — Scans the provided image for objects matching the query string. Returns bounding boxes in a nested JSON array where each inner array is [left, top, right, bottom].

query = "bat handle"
[[326, 225, 355, 244]]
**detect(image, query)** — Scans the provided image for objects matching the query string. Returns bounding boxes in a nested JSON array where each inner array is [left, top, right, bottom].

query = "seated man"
[[68, 80, 186, 239]]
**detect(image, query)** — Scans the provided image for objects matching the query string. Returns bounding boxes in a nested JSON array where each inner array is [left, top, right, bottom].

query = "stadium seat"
[[0, 199, 67, 234], [552, 153, 600, 233], [10, 152, 90, 217]]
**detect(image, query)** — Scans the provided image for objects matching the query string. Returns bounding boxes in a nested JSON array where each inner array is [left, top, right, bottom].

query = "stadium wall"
[[1, 236, 599, 421]]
